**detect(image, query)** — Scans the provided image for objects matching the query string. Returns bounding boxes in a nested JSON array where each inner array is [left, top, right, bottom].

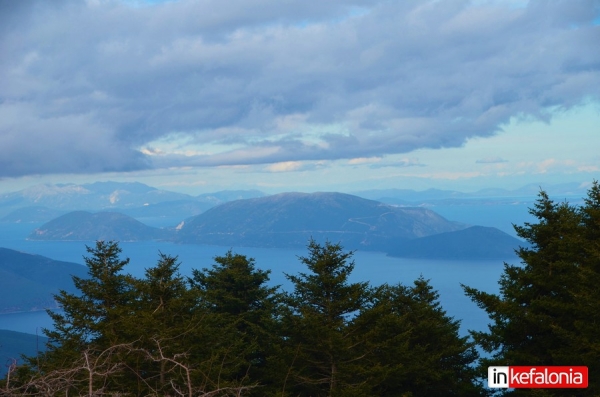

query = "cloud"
[[347, 157, 382, 165], [0, 101, 149, 176], [1, 0, 599, 176], [476, 157, 508, 164], [397, 171, 484, 181], [263, 160, 328, 173], [578, 165, 600, 172], [368, 158, 424, 168], [515, 158, 584, 175], [264, 161, 304, 173]]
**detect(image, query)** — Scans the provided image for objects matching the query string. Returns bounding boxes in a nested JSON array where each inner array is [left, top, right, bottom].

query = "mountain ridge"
[[176, 192, 468, 251], [0, 182, 265, 221], [28, 211, 168, 242], [21, 190, 523, 260], [0, 248, 87, 313]]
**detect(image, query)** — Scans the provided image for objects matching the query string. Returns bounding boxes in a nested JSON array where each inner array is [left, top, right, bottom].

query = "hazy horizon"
[[0, 178, 595, 198]]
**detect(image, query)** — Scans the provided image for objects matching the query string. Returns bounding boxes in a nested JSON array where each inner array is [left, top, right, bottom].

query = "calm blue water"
[[0, 223, 514, 336]]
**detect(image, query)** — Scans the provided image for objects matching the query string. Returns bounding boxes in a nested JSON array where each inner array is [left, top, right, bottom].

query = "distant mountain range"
[[0, 181, 264, 221], [0, 182, 187, 212], [27, 191, 523, 259], [0, 181, 588, 223], [354, 182, 589, 204], [0, 248, 87, 313]]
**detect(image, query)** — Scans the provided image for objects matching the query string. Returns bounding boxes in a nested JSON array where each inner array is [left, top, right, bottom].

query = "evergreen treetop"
[[464, 181, 600, 396]]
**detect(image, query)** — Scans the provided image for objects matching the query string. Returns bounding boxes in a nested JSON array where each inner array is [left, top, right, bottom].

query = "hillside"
[[119, 190, 265, 220], [29, 211, 167, 242], [0, 248, 87, 313], [176, 192, 465, 250], [0, 330, 48, 377], [387, 226, 523, 259]]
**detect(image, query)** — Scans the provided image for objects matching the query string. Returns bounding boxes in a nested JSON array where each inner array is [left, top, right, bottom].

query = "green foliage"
[[5, 239, 488, 396], [40, 241, 136, 382], [190, 251, 277, 320], [19, 243, 258, 396], [357, 279, 482, 396], [281, 240, 370, 396], [464, 181, 600, 395], [189, 251, 281, 395], [280, 240, 481, 397], [122, 252, 198, 395]]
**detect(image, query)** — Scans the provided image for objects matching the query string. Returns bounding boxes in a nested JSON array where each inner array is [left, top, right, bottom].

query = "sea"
[[0, 203, 534, 338]]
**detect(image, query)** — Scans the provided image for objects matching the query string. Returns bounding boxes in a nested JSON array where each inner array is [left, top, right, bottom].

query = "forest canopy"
[[1, 240, 481, 396]]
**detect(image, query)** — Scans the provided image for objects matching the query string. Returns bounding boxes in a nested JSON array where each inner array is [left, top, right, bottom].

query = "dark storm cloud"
[[1, 0, 598, 176]]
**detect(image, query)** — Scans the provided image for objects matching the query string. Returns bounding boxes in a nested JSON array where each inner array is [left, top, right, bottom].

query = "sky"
[[1, 0, 599, 195]]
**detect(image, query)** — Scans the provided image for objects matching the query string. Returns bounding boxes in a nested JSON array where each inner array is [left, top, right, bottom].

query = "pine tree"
[[189, 251, 280, 394], [190, 251, 277, 320], [10, 247, 256, 396], [577, 181, 600, 369], [38, 240, 136, 393], [43, 241, 134, 354], [124, 252, 196, 395], [356, 278, 482, 396], [464, 183, 600, 395], [282, 239, 370, 397]]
